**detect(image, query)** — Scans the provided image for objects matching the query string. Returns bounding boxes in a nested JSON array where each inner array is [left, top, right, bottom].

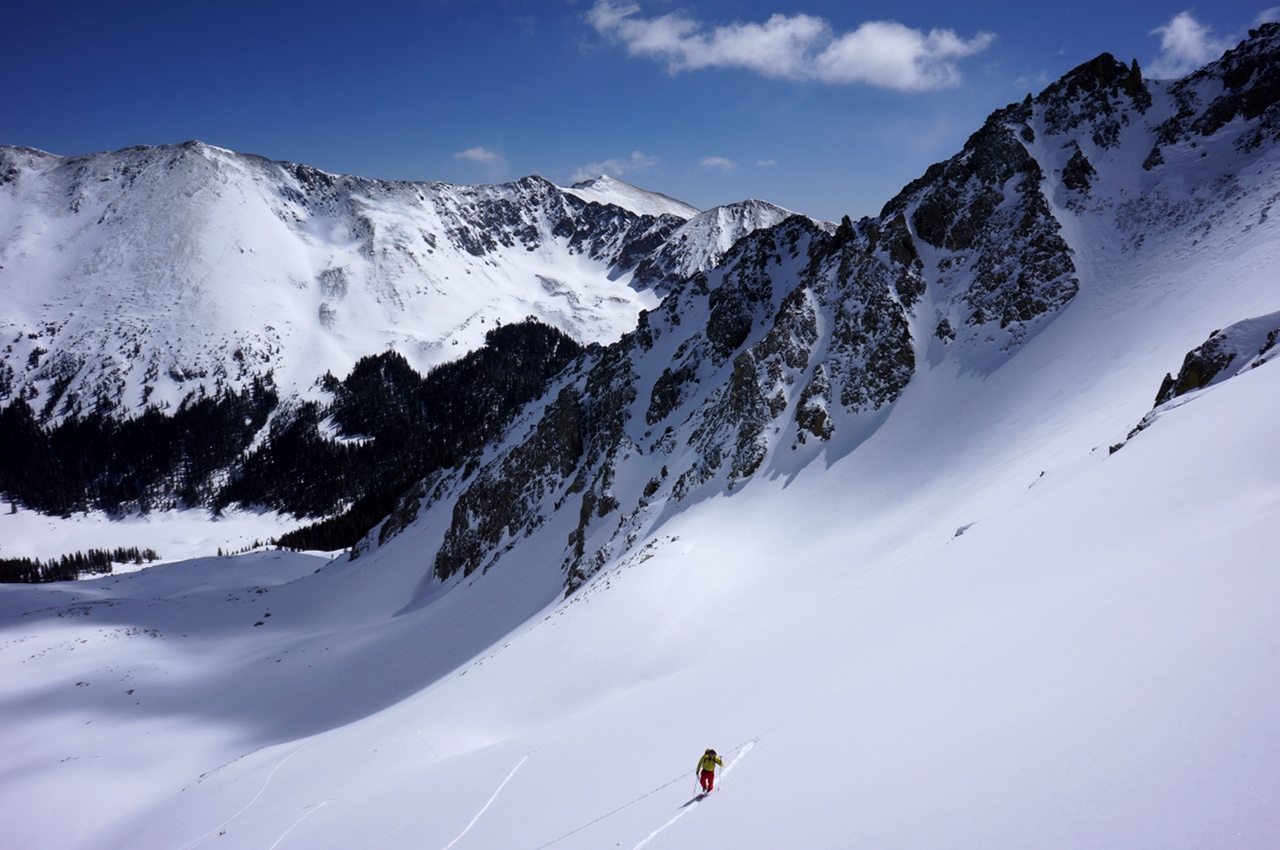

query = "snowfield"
[[0, 506, 303, 569]]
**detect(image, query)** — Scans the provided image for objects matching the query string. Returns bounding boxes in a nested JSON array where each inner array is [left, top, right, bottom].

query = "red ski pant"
[[699, 769, 716, 792]]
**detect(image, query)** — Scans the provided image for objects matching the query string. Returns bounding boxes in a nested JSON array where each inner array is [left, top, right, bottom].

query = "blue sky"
[[3, 1, 1276, 220]]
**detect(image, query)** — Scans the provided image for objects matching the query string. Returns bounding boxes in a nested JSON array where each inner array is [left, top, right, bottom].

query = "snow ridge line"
[[442, 752, 532, 850], [632, 741, 756, 850]]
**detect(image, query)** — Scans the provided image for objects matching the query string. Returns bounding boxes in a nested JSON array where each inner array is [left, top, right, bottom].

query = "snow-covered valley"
[[4, 275, 1277, 848], [3, 27, 1280, 850]]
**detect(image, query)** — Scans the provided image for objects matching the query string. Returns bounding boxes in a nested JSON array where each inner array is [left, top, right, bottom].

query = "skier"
[[695, 748, 724, 794]]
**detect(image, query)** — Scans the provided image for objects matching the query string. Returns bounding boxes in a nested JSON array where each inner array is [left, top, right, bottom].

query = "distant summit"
[[564, 174, 701, 219]]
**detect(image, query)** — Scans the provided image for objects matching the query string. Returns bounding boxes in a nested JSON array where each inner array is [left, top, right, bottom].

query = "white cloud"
[[587, 1, 994, 92], [1148, 12, 1231, 78], [570, 150, 659, 183], [1256, 7, 1280, 27], [454, 146, 500, 164], [755, 158, 778, 168], [813, 21, 994, 90], [701, 156, 736, 170]]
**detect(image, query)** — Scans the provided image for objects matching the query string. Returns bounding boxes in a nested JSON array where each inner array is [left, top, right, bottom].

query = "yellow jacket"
[[697, 753, 724, 773]]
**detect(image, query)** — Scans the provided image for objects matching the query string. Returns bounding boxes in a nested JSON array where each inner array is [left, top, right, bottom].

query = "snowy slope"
[[630, 197, 806, 291], [393, 36, 1280, 594], [0, 146, 698, 420], [563, 174, 700, 219], [0, 144, 804, 425], [2, 27, 1280, 850], [2, 219, 1275, 848]]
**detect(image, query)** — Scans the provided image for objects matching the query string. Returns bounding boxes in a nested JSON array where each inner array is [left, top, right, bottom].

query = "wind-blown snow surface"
[[2, 141, 1278, 849]]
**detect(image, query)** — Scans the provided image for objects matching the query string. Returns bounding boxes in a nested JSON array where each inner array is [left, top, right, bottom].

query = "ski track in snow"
[[268, 800, 331, 850], [442, 753, 531, 850], [632, 741, 754, 849], [174, 734, 329, 850]]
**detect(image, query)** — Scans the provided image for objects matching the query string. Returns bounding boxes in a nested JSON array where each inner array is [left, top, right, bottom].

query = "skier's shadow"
[[680, 793, 708, 808]]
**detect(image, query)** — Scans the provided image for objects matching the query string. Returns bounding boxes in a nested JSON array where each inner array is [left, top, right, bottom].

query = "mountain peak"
[[563, 175, 700, 220], [0, 146, 700, 424]]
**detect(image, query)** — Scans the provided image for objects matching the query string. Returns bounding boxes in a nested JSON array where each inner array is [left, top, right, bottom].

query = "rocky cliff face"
[[1111, 308, 1280, 454], [1151, 23, 1280, 158], [630, 198, 805, 292], [368, 25, 1280, 595], [405, 210, 921, 589]]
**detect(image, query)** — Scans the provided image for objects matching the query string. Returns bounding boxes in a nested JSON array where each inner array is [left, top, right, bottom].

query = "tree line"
[[268, 320, 583, 550], [0, 546, 160, 583], [0, 319, 582, 553], [0, 376, 277, 516]]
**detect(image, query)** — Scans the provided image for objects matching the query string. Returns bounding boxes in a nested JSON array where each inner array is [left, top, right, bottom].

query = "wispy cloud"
[[570, 150, 659, 183], [454, 146, 501, 164], [1148, 12, 1233, 77], [587, 1, 994, 92], [700, 156, 778, 170]]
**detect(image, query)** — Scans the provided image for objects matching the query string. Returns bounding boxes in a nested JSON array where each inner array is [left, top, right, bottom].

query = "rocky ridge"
[[363, 26, 1280, 594]]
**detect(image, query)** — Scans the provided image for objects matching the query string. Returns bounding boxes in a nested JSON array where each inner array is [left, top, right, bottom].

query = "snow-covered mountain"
[[630, 197, 804, 291], [0, 145, 792, 423], [563, 174, 700, 219], [2, 24, 1280, 850], [0, 144, 816, 521], [360, 28, 1280, 593]]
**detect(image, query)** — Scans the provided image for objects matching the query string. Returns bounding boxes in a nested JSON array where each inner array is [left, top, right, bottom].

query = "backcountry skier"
[[695, 748, 724, 793]]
